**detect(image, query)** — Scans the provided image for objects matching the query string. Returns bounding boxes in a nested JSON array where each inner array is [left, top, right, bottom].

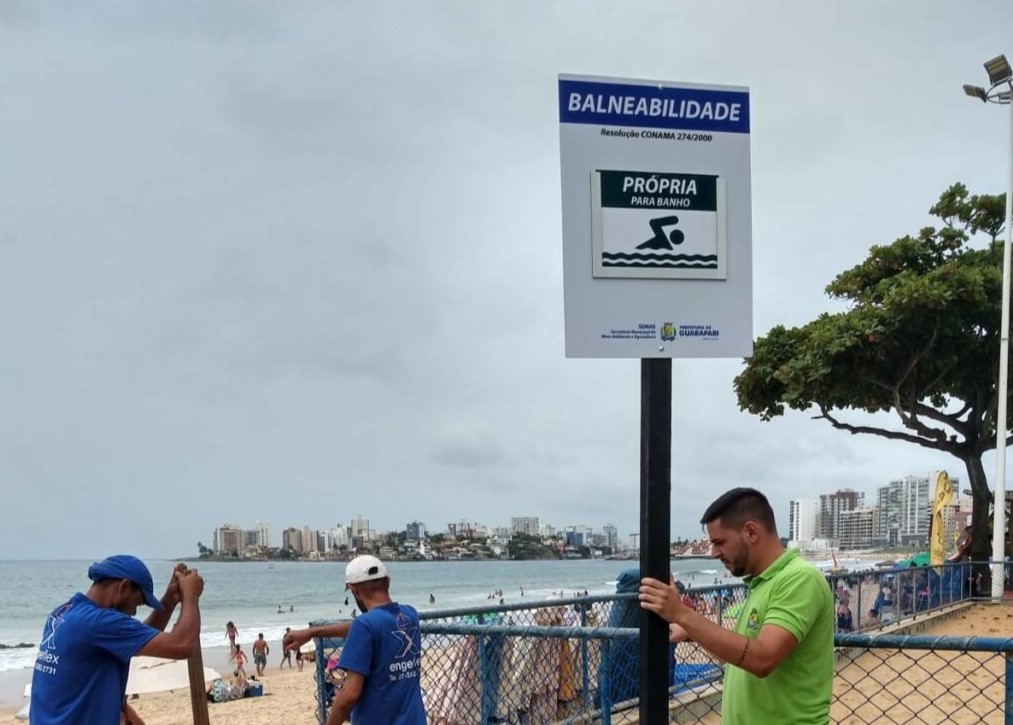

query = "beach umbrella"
[[895, 552, 930, 568], [126, 656, 220, 695], [18, 685, 31, 722]]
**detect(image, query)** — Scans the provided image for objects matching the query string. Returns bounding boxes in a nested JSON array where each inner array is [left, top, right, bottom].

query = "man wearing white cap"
[[284, 555, 425, 724]]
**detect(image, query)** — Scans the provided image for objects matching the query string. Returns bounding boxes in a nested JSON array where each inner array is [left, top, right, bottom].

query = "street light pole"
[[965, 54, 1013, 600]]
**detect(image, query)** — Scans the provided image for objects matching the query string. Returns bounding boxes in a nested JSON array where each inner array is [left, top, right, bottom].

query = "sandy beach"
[[132, 667, 319, 725], [0, 643, 322, 725], [0, 664, 319, 725], [0, 666, 319, 724]]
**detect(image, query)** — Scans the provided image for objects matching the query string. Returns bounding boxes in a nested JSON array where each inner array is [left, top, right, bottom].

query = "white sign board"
[[559, 74, 752, 358]]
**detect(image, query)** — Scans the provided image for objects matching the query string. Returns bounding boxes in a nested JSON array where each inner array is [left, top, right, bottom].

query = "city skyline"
[[210, 515, 626, 553], [208, 468, 959, 555]]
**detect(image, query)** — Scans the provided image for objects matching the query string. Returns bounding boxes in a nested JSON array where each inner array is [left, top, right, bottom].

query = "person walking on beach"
[[252, 633, 270, 677], [639, 488, 834, 724], [225, 620, 239, 660], [283, 555, 425, 724], [29, 555, 204, 725], [280, 627, 293, 669], [233, 646, 248, 678]]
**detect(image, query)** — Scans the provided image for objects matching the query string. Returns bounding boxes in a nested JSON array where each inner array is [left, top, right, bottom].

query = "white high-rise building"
[[251, 520, 270, 549], [302, 526, 318, 553], [282, 527, 303, 554], [875, 474, 936, 546], [788, 500, 818, 544], [511, 517, 540, 537], [351, 516, 371, 542], [329, 524, 349, 549], [603, 524, 618, 551], [839, 508, 876, 550], [214, 524, 243, 555]]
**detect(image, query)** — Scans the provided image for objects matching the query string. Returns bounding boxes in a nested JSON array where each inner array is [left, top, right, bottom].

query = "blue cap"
[[88, 555, 163, 611]]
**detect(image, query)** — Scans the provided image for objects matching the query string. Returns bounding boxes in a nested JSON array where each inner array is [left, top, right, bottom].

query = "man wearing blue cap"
[[30, 555, 204, 725]]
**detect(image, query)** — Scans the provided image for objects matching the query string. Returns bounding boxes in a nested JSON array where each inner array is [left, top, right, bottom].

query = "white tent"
[[126, 656, 220, 695], [17, 684, 29, 721]]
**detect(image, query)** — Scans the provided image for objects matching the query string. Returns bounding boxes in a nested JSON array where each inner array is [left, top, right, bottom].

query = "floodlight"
[[964, 84, 989, 102], [984, 55, 1012, 86]]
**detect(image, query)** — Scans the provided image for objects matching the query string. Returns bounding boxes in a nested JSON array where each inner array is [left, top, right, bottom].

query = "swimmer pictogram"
[[636, 216, 685, 251]]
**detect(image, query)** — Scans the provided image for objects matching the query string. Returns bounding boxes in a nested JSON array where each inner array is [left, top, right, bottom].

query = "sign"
[[559, 74, 753, 358]]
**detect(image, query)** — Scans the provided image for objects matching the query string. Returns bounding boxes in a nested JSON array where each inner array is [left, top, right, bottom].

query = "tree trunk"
[[964, 455, 994, 593]]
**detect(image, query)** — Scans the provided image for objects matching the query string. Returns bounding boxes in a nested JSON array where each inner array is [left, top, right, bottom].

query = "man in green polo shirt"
[[639, 487, 834, 724]]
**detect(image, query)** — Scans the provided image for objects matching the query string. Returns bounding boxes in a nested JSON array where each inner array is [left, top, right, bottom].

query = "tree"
[[734, 183, 1010, 581], [508, 533, 559, 560]]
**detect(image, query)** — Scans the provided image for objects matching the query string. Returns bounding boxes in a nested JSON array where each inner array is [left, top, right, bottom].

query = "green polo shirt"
[[721, 548, 834, 725]]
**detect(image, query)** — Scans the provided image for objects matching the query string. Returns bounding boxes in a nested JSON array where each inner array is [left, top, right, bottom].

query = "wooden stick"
[[177, 564, 210, 725], [187, 652, 211, 725]]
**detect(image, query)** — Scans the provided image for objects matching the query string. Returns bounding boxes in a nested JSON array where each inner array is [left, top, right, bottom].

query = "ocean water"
[[0, 557, 730, 673]]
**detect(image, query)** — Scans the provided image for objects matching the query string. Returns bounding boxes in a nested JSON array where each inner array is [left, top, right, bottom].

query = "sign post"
[[559, 74, 752, 723], [640, 358, 671, 724]]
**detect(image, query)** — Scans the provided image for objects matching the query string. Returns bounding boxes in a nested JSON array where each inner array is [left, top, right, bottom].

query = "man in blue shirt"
[[30, 555, 204, 725], [283, 555, 426, 724]]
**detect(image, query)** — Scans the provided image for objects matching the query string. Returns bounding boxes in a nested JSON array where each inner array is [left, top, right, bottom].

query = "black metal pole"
[[639, 357, 672, 725]]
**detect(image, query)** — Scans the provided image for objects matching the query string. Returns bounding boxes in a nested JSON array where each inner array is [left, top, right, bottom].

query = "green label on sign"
[[598, 171, 718, 211]]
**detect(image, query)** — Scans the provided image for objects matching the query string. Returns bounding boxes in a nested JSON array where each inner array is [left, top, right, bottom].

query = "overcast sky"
[[3, 1, 1013, 560]]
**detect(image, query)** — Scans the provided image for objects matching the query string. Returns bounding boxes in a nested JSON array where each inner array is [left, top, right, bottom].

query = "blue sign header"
[[559, 79, 749, 134]]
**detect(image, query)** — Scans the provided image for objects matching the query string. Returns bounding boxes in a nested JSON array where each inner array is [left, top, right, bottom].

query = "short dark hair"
[[700, 487, 776, 533], [353, 577, 390, 595]]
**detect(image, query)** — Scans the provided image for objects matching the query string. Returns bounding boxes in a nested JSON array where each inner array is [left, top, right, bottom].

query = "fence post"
[[599, 639, 612, 725], [856, 582, 863, 631], [580, 603, 590, 708], [314, 638, 327, 725], [476, 635, 488, 724], [1006, 652, 1013, 725]]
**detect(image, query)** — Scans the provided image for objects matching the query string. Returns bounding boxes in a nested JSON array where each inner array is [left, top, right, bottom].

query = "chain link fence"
[[311, 561, 994, 723], [834, 630, 1013, 724]]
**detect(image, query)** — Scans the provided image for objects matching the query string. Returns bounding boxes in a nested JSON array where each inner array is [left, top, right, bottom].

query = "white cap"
[[345, 555, 388, 585]]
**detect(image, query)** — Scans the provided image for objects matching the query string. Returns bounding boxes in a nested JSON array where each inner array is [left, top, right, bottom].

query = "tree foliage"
[[735, 183, 1010, 567], [507, 532, 559, 560]]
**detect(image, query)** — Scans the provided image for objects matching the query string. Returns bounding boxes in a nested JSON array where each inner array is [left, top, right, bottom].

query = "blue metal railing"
[[310, 559, 990, 723]]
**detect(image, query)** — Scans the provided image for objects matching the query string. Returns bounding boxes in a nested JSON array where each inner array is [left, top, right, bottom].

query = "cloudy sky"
[[3, 1, 1013, 559]]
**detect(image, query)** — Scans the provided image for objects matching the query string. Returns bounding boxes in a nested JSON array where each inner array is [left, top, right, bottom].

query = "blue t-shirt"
[[338, 602, 426, 724], [30, 592, 160, 725]]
